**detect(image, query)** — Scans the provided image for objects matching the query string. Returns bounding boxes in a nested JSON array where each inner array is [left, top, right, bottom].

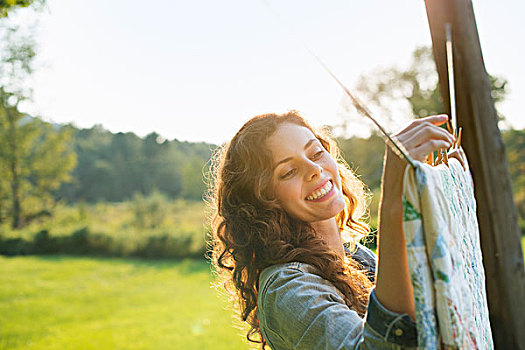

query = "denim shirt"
[[257, 244, 418, 349]]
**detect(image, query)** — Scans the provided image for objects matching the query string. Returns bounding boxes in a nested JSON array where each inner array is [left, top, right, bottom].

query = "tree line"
[[56, 126, 212, 203], [2, 106, 523, 231], [0, 112, 213, 227]]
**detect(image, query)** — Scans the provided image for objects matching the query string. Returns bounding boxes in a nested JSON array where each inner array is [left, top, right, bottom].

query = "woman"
[[209, 111, 461, 349]]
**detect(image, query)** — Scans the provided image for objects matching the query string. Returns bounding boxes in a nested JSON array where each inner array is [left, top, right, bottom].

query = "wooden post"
[[424, 0, 525, 348]]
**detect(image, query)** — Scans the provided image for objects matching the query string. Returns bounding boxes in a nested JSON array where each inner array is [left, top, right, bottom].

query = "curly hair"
[[207, 111, 373, 348]]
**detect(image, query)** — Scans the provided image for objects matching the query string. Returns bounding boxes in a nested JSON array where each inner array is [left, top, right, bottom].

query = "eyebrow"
[[273, 138, 319, 170]]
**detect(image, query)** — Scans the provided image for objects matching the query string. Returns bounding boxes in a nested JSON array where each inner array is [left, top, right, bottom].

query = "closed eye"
[[311, 150, 324, 160], [280, 168, 296, 179]]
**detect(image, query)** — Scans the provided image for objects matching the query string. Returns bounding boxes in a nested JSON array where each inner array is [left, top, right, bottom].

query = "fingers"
[[393, 115, 456, 163], [397, 114, 449, 135], [403, 122, 454, 150], [411, 139, 453, 161], [418, 114, 450, 126], [396, 125, 453, 161]]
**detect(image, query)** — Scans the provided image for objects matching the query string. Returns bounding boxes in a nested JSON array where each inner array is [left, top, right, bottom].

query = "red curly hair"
[[208, 111, 373, 348]]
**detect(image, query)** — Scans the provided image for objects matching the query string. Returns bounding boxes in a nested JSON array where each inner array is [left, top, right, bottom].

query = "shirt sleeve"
[[258, 266, 418, 350], [366, 288, 418, 348]]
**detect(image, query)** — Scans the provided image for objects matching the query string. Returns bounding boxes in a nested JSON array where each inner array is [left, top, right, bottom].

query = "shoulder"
[[259, 262, 320, 292], [258, 262, 345, 304], [257, 262, 364, 349]]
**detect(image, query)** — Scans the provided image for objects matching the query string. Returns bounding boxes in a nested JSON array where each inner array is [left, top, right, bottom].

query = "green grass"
[[0, 256, 251, 350]]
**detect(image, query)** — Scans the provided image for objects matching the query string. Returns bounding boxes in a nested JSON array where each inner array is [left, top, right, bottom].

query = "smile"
[[306, 180, 334, 201]]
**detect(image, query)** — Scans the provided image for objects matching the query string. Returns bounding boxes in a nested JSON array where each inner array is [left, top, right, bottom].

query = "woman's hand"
[[387, 114, 454, 169], [388, 114, 467, 170]]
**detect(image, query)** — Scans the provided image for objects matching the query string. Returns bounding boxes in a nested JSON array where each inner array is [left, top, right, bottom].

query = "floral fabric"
[[402, 157, 493, 349]]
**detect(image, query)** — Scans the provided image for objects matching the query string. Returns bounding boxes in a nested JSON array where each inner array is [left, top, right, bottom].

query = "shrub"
[[0, 199, 209, 260], [135, 231, 196, 259], [66, 227, 114, 256], [0, 238, 32, 256], [33, 230, 58, 254], [131, 191, 168, 229]]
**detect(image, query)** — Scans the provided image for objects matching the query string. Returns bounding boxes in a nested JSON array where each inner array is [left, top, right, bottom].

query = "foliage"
[[0, 199, 209, 259], [131, 190, 168, 229], [340, 46, 508, 134], [503, 128, 525, 233], [0, 0, 44, 18], [0, 91, 77, 228], [0, 256, 249, 349], [356, 46, 442, 120], [0, 5, 76, 228], [181, 157, 207, 200], [56, 127, 212, 203], [338, 134, 385, 191]]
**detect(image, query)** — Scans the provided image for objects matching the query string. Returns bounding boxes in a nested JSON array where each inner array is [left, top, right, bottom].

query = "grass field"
[[2, 239, 524, 349], [0, 256, 252, 350]]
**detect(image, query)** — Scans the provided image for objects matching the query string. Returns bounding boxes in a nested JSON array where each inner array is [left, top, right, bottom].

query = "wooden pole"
[[424, 0, 525, 348]]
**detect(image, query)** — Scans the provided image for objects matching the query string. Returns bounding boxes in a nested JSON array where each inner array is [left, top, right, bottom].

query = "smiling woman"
[[208, 110, 456, 349], [267, 123, 349, 228]]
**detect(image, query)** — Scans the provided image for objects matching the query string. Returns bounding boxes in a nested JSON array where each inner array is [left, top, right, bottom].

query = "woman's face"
[[266, 123, 346, 223]]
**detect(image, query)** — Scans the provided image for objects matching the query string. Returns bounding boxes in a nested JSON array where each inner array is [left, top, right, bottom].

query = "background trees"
[[0, 0, 76, 228], [55, 125, 211, 203], [339, 46, 508, 133]]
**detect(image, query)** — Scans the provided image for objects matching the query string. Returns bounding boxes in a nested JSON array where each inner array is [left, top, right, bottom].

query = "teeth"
[[306, 181, 333, 201]]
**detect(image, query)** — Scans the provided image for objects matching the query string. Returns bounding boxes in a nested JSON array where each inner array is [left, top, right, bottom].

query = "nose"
[[305, 160, 322, 181]]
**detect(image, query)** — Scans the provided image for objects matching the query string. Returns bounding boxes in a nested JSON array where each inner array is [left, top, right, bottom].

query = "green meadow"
[[0, 256, 252, 350]]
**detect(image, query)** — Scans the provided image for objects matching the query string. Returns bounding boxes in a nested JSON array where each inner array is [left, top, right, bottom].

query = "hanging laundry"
[[402, 156, 493, 349]]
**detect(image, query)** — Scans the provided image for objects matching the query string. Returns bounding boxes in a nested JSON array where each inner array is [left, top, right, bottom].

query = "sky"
[[10, 0, 525, 144]]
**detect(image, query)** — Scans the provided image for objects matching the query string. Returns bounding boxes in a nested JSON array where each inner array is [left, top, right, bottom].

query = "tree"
[[28, 123, 76, 205], [0, 89, 76, 227], [0, 6, 76, 228], [181, 157, 206, 200], [110, 132, 142, 199], [338, 46, 508, 135], [65, 125, 116, 202], [0, 24, 36, 227], [336, 46, 509, 188], [53, 125, 213, 203]]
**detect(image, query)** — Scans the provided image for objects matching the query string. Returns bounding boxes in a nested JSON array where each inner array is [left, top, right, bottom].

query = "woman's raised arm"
[[374, 115, 456, 319]]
